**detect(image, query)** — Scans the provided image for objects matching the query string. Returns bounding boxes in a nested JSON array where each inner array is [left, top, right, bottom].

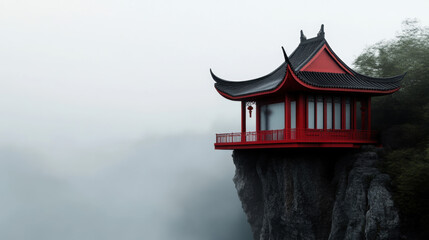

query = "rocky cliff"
[[233, 148, 400, 240]]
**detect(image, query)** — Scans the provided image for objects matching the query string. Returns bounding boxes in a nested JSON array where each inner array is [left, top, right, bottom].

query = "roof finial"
[[281, 46, 294, 72], [317, 24, 325, 38], [300, 30, 307, 42]]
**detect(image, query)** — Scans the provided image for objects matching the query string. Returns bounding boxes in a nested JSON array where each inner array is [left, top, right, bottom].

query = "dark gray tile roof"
[[212, 31, 404, 98], [211, 63, 287, 97], [289, 36, 326, 71], [297, 71, 403, 91]]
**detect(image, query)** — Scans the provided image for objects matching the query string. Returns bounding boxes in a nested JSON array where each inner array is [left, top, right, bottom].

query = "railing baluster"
[[216, 129, 378, 144]]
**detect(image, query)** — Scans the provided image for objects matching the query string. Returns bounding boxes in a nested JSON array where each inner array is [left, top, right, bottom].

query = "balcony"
[[215, 129, 378, 149]]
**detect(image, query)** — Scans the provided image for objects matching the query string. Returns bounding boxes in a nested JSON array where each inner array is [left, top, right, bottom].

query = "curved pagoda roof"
[[211, 25, 405, 100]]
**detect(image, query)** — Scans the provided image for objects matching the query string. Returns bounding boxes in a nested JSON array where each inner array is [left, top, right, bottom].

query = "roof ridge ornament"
[[281, 46, 294, 72], [317, 24, 325, 38], [300, 30, 307, 43]]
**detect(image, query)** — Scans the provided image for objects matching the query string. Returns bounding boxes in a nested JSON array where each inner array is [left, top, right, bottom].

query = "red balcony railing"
[[215, 129, 378, 145]]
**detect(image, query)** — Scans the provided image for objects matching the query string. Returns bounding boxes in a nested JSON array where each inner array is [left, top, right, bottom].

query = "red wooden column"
[[314, 96, 317, 129], [323, 97, 327, 130], [361, 102, 367, 130], [297, 94, 305, 139], [341, 97, 346, 130], [256, 102, 261, 141], [241, 101, 246, 142], [352, 98, 357, 130], [285, 95, 290, 138], [367, 97, 371, 131], [256, 102, 260, 132], [332, 97, 336, 130], [304, 95, 309, 128]]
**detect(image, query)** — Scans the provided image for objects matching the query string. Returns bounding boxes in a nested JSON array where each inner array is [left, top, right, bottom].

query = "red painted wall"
[[302, 49, 346, 74]]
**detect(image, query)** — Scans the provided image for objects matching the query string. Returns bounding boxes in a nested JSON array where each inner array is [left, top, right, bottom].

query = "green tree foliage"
[[354, 19, 429, 238]]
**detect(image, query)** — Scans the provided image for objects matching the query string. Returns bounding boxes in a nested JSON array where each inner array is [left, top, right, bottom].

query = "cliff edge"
[[233, 148, 400, 240]]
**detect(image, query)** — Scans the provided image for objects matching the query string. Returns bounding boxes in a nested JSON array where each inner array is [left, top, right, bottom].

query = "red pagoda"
[[212, 25, 405, 149]]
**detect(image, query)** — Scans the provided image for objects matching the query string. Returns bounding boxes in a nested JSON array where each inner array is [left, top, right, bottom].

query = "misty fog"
[[0, 135, 251, 239]]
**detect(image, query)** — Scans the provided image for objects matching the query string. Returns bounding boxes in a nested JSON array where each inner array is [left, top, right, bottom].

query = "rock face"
[[233, 148, 400, 240]]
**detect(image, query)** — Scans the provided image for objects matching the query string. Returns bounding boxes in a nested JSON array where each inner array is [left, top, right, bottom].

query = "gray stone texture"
[[232, 149, 400, 240]]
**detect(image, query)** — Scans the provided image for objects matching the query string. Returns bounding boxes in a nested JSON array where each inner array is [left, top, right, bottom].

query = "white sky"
[[1, 0, 429, 166]]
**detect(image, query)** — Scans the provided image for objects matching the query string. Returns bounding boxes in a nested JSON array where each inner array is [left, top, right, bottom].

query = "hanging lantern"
[[247, 106, 253, 118]]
